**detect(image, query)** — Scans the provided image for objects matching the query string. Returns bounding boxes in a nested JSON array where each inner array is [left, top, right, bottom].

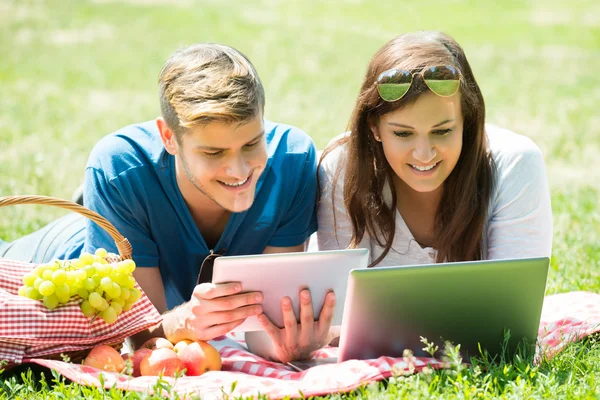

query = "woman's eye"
[[393, 131, 412, 138], [432, 128, 452, 136]]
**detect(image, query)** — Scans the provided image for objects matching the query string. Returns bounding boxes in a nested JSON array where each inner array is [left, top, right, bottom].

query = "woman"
[[317, 31, 552, 266]]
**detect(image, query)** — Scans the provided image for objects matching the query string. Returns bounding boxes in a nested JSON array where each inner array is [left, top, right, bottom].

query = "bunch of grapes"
[[18, 248, 142, 324]]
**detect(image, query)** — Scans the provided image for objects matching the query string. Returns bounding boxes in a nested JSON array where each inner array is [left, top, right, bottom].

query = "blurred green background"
[[0, 0, 599, 295]]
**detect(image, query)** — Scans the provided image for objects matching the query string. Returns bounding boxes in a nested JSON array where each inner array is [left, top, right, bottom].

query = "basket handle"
[[0, 195, 132, 259]]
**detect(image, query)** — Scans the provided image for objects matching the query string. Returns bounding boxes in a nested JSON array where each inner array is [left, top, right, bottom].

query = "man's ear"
[[156, 117, 179, 155]]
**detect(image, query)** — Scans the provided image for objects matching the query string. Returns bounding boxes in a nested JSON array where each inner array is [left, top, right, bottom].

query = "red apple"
[[176, 340, 222, 376], [140, 348, 184, 377], [84, 344, 125, 373], [122, 348, 153, 377], [139, 337, 174, 350]]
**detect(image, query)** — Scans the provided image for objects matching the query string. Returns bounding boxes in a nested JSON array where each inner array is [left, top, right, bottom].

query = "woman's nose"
[[412, 138, 436, 164]]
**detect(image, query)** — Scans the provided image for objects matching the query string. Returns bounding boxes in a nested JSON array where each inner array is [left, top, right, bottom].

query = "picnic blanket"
[[23, 291, 600, 399]]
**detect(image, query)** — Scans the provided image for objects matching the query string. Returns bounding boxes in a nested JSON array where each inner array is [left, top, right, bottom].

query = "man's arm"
[[129, 265, 263, 348], [128, 267, 169, 348]]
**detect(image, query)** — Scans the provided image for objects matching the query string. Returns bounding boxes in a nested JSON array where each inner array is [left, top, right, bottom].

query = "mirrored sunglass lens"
[[424, 80, 460, 96], [377, 69, 411, 84], [377, 83, 410, 102], [423, 65, 459, 80], [423, 65, 460, 96]]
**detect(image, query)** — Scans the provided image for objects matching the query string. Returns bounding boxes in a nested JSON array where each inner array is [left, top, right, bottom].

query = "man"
[[0, 44, 336, 363]]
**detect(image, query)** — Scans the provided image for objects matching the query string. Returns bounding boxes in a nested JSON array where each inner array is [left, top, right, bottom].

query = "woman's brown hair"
[[319, 31, 494, 266]]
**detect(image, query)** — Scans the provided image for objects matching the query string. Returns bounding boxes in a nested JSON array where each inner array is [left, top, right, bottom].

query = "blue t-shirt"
[[55, 120, 318, 310]]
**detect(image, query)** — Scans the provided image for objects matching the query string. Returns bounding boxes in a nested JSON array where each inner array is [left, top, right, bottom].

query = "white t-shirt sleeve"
[[317, 145, 371, 255], [486, 128, 553, 259]]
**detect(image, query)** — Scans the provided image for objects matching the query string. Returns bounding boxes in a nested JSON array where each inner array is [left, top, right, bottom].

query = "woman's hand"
[[257, 289, 337, 363], [163, 282, 263, 343]]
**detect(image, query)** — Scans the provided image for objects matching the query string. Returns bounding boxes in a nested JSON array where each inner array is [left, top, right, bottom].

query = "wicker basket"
[[0, 195, 133, 260], [0, 195, 140, 364]]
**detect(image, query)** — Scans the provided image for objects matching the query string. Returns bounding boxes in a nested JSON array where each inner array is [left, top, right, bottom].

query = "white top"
[[316, 124, 553, 266]]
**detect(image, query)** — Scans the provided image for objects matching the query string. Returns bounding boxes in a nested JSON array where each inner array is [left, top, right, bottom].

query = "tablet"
[[211, 248, 369, 332]]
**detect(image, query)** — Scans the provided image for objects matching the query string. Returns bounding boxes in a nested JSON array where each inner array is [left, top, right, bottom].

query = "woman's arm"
[[486, 135, 553, 259]]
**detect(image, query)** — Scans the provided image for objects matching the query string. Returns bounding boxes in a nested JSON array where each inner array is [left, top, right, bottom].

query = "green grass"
[[1, 0, 599, 398]]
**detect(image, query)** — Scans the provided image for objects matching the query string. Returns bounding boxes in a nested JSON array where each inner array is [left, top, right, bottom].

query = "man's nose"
[[225, 156, 251, 178]]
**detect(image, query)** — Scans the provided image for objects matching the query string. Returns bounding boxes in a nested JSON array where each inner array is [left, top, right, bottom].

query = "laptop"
[[212, 248, 370, 332], [288, 257, 549, 370]]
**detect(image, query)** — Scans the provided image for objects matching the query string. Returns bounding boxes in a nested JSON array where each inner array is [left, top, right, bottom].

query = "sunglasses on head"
[[376, 65, 461, 102]]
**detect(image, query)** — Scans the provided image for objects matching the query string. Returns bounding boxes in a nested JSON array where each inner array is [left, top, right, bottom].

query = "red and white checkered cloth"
[[22, 291, 600, 400], [0, 258, 162, 364]]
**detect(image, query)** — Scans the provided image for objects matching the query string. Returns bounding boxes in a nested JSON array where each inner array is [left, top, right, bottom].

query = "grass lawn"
[[1, 0, 599, 398]]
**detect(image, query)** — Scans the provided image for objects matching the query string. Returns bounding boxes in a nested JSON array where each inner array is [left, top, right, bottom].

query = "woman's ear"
[[370, 122, 382, 142], [156, 117, 179, 155]]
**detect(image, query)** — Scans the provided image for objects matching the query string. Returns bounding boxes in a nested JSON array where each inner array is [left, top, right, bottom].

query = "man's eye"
[[244, 141, 259, 148], [204, 151, 223, 157], [432, 129, 452, 136]]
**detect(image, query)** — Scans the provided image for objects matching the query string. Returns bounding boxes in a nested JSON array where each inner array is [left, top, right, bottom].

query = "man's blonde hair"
[[158, 43, 265, 140]]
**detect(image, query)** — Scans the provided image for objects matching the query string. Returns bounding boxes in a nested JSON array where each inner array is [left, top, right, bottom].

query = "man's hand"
[[256, 289, 336, 364], [163, 282, 263, 343]]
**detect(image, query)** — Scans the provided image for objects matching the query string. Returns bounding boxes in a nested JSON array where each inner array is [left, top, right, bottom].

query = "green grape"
[[51, 269, 67, 285], [22, 273, 37, 286], [80, 300, 95, 318], [38, 281, 56, 297], [96, 257, 109, 265], [112, 273, 128, 287], [33, 277, 44, 290], [31, 267, 43, 277], [129, 287, 142, 303], [70, 259, 84, 269], [42, 269, 54, 280], [26, 287, 41, 300], [35, 265, 49, 276], [100, 277, 113, 292], [74, 269, 87, 282], [105, 283, 121, 299], [95, 248, 108, 259], [88, 292, 104, 309], [55, 283, 70, 299], [69, 285, 78, 297], [57, 293, 71, 304], [119, 287, 131, 301], [125, 276, 136, 289], [122, 301, 134, 312], [83, 278, 96, 291], [97, 297, 109, 312], [18, 285, 28, 297], [79, 252, 95, 266], [83, 265, 96, 278], [76, 288, 89, 299], [100, 306, 118, 324], [66, 271, 78, 286], [96, 263, 111, 277], [120, 259, 136, 274], [114, 263, 126, 275], [110, 301, 123, 315], [111, 298, 125, 309], [43, 294, 59, 310]]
